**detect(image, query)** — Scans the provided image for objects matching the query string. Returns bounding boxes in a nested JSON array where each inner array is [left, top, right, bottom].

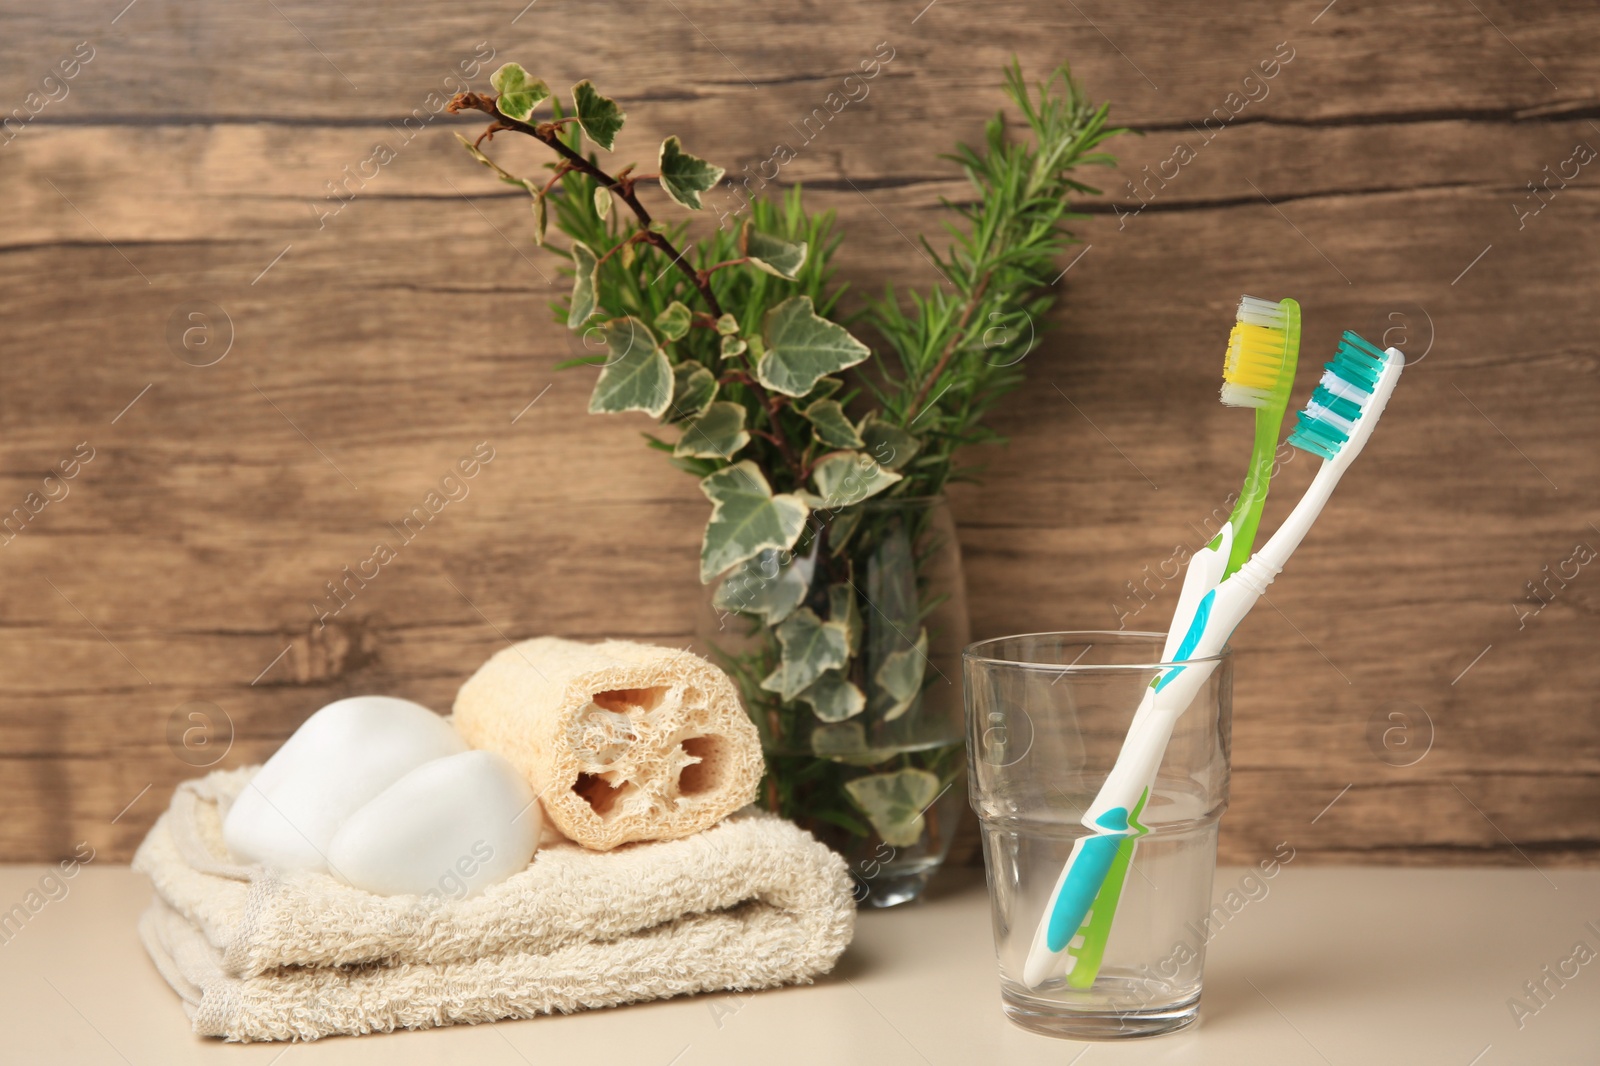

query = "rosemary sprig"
[[870, 61, 1124, 495]]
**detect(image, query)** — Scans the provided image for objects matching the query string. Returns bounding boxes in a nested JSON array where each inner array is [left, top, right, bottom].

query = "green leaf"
[[698, 461, 809, 582], [532, 193, 548, 247], [811, 721, 867, 761], [811, 451, 902, 509], [827, 507, 864, 555], [715, 314, 740, 336], [454, 133, 528, 188], [757, 296, 872, 397], [668, 360, 717, 422], [588, 317, 672, 418], [875, 626, 929, 721], [798, 670, 865, 723], [809, 377, 844, 402], [712, 549, 809, 627], [658, 135, 726, 211], [593, 186, 611, 220], [654, 300, 692, 342], [813, 724, 896, 766], [491, 63, 550, 123], [572, 80, 625, 151], [803, 399, 864, 449], [674, 400, 749, 459], [844, 768, 941, 848], [828, 583, 861, 655], [759, 607, 849, 701], [566, 241, 599, 330], [721, 335, 747, 358], [858, 414, 921, 472], [741, 220, 807, 280]]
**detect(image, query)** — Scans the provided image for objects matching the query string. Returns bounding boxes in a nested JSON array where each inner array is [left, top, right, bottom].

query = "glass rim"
[[962, 629, 1231, 672]]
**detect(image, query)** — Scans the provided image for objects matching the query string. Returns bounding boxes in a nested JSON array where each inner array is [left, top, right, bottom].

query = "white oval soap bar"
[[328, 750, 540, 898], [223, 696, 466, 872]]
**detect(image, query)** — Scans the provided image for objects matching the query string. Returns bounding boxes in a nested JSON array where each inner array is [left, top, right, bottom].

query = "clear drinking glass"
[[963, 631, 1232, 1039]]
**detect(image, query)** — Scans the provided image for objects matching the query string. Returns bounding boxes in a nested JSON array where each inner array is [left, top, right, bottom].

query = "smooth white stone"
[[222, 696, 466, 872], [328, 750, 540, 898]]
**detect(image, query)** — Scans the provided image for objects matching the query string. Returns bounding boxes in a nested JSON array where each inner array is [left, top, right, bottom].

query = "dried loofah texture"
[[452, 637, 764, 850], [134, 768, 856, 1042]]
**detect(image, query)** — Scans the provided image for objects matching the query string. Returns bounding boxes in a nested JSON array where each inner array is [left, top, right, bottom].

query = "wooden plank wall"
[[1, 0, 1596, 868]]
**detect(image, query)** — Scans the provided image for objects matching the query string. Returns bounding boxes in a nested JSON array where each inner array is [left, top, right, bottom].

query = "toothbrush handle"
[[1022, 668, 1218, 988], [1020, 540, 1232, 989]]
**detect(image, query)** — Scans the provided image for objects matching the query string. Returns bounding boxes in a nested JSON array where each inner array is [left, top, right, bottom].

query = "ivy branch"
[[447, 78, 835, 476], [447, 90, 722, 317], [444, 59, 1119, 586]]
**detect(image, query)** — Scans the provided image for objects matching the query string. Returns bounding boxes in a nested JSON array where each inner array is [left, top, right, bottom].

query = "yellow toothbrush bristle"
[[1221, 296, 1294, 408]]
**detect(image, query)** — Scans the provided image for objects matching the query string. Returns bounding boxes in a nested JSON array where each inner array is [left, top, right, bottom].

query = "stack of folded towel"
[[136, 768, 856, 1041]]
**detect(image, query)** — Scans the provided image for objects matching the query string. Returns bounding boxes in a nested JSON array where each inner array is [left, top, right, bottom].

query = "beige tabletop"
[[1, 863, 1595, 1064]]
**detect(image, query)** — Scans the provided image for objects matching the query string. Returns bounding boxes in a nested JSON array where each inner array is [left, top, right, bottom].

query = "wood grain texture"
[[0, 0, 1596, 869]]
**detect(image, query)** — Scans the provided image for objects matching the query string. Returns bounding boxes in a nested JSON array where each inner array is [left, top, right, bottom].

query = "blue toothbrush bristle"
[[1287, 331, 1387, 460]]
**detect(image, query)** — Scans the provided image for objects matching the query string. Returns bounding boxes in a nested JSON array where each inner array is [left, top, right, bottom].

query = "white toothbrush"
[[1023, 335, 1405, 989]]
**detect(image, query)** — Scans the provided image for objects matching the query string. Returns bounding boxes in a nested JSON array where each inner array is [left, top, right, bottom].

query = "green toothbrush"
[[1061, 295, 1301, 990]]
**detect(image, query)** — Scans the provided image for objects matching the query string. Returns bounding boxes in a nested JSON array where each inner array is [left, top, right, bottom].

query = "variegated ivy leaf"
[[810, 377, 844, 401], [588, 317, 672, 418], [566, 241, 599, 330], [712, 548, 810, 627], [658, 136, 726, 211], [811, 720, 868, 760], [741, 220, 807, 280], [655, 300, 692, 342], [798, 670, 865, 723], [844, 768, 941, 848], [875, 626, 929, 721], [858, 413, 921, 472], [698, 461, 809, 582], [828, 583, 861, 655], [790, 489, 827, 510], [759, 607, 849, 701], [572, 80, 624, 151], [721, 335, 747, 358], [811, 450, 902, 509], [593, 186, 611, 220], [715, 313, 740, 336], [757, 296, 872, 397], [674, 400, 749, 459], [491, 63, 550, 123], [454, 133, 529, 189], [532, 193, 548, 247], [668, 360, 717, 422], [803, 398, 864, 449]]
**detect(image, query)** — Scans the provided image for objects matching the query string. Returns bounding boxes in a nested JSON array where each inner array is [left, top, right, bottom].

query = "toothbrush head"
[[1221, 296, 1300, 410], [1287, 330, 1392, 460]]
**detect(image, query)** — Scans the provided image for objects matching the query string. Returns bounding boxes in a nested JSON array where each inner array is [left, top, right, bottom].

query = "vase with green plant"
[[446, 59, 1120, 904]]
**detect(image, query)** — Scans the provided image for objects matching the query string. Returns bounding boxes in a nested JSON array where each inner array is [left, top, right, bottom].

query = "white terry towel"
[[134, 768, 856, 1042]]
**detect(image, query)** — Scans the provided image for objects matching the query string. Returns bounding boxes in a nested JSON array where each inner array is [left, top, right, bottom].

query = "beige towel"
[[453, 637, 764, 850], [134, 768, 855, 1042]]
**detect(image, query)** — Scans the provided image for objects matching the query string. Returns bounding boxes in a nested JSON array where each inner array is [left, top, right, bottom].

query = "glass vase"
[[695, 495, 970, 907]]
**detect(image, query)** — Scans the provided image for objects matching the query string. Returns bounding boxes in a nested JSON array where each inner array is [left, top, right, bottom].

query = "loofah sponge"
[[452, 637, 764, 850]]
